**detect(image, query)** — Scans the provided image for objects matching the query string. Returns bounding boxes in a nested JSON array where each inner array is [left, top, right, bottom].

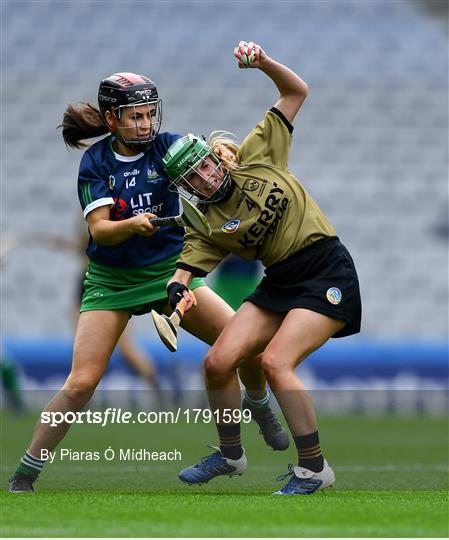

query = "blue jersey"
[[77, 132, 183, 268]]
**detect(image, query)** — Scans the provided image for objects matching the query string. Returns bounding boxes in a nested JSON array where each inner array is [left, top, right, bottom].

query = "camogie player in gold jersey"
[[162, 40, 362, 494]]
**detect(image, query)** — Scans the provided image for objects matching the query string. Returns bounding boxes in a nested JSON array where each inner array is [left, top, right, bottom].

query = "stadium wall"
[[3, 337, 448, 414]]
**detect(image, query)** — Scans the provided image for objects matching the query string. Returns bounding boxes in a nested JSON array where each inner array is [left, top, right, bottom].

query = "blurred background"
[[1, 0, 448, 411]]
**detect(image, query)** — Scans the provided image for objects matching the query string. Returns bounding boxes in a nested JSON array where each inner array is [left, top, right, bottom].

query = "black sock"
[[294, 431, 324, 473], [217, 423, 243, 460]]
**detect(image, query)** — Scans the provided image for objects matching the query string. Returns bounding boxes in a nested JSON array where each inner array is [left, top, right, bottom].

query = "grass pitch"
[[1, 411, 448, 537]]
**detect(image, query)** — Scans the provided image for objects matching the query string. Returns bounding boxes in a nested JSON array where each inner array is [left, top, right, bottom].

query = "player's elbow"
[[294, 82, 308, 104], [295, 79, 309, 107], [89, 228, 111, 246], [89, 227, 117, 246], [301, 80, 309, 96]]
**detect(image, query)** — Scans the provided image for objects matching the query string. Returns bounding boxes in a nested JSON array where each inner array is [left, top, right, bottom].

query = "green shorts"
[[213, 273, 260, 311], [80, 253, 206, 316]]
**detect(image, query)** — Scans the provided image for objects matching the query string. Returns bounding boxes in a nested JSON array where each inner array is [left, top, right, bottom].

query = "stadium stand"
[[2, 0, 447, 346]]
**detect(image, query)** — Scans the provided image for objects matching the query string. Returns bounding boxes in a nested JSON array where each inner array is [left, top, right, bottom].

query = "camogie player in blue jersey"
[[8, 72, 288, 493]]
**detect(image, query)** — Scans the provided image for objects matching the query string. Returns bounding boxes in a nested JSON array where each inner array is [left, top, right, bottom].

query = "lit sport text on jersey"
[[77, 132, 183, 268]]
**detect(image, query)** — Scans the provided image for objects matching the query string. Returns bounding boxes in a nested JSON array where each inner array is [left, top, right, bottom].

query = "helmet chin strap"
[[188, 170, 232, 204], [207, 171, 232, 203], [112, 128, 153, 153], [118, 133, 152, 152], [124, 140, 153, 152]]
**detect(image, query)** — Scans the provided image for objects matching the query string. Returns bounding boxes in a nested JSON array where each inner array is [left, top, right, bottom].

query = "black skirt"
[[245, 236, 362, 338]]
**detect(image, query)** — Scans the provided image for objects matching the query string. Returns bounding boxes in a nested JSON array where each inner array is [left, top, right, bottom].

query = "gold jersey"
[[178, 109, 336, 275]]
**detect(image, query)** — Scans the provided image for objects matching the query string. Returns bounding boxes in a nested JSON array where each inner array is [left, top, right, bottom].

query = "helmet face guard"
[[98, 72, 162, 151], [114, 100, 162, 152], [163, 134, 231, 204]]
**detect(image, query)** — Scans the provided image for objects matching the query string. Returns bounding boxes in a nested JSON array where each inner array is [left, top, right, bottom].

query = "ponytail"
[[59, 103, 109, 149]]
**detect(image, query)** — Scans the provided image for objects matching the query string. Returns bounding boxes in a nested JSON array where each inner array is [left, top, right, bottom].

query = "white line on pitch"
[[1, 464, 448, 473]]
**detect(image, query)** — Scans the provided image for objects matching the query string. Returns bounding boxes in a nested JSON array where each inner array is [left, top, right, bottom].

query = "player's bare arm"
[[86, 205, 159, 246], [234, 40, 308, 124]]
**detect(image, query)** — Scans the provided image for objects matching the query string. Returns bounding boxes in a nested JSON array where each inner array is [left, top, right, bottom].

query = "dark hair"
[[59, 103, 109, 149]]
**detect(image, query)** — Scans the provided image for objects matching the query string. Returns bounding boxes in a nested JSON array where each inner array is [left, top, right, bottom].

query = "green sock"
[[16, 463, 38, 478], [16, 451, 46, 478], [243, 389, 271, 414]]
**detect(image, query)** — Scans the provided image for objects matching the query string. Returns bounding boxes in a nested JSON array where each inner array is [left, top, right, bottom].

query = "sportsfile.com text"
[[40, 408, 253, 427]]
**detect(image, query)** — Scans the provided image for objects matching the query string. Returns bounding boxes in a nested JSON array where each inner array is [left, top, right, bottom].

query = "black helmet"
[[98, 72, 162, 151]]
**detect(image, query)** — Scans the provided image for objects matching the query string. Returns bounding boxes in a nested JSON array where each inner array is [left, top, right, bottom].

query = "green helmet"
[[163, 134, 231, 203]]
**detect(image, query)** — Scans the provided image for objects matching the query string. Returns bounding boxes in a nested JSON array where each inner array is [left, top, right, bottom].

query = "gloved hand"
[[167, 282, 190, 310]]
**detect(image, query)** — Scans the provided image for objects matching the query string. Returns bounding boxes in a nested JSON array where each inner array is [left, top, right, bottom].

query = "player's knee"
[[261, 351, 289, 383], [204, 348, 233, 380], [63, 374, 99, 407]]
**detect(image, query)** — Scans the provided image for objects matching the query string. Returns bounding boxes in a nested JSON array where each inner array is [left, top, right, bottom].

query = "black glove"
[[167, 282, 189, 310]]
